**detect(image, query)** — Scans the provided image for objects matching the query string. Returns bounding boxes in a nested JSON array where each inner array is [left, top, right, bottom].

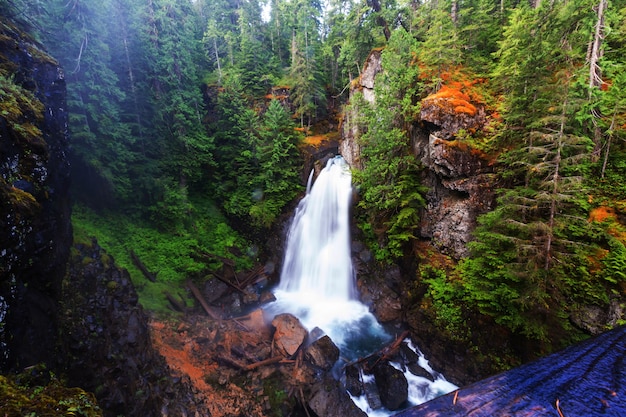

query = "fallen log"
[[186, 280, 221, 320], [343, 330, 409, 372], [197, 251, 236, 267], [164, 291, 186, 313], [211, 272, 245, 294], [244, 356, 285, 371], [129, 250, 157, 282]]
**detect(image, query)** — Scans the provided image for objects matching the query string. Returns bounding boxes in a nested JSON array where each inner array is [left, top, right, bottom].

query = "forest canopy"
[[1, 0, 625, 347]]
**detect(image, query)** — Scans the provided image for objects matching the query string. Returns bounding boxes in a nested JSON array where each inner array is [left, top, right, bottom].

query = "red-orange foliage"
[[425, 85, 478, 116], [589, 206, 617, 223]]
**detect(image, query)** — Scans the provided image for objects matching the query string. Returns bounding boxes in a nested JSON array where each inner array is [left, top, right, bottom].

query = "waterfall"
[[278, 155, 355, 301], [266, 155, 456, 416], [269, 156, 388, 352]]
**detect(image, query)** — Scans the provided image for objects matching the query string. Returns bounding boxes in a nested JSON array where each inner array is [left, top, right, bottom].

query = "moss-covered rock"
[[0, 16, 71, 371], [0, 366, 102, 417]]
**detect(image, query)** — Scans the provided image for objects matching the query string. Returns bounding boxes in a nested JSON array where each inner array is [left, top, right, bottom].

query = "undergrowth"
[[72, 197, 254, 314]]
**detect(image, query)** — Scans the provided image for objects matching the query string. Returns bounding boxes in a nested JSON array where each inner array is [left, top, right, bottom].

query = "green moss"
[[0, 74, 46, 150], [0, 367, 102, 417]]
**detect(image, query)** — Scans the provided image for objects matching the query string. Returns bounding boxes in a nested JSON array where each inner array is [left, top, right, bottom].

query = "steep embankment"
[[0, 17, 71, 370], [0, 17, 202, 416]]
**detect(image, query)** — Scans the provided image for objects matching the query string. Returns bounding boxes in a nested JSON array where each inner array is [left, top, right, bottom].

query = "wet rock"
[[304, 335, 339, 370], [358, 266, 403, 323], [344, 364, 363, 396], [309, 376, 368, 417], [372, 362, 408, 411], [0, 17, 71, 370], [363, 374, 383, 410], [398, 343, 434, 382], [271, 313, 308, 357]]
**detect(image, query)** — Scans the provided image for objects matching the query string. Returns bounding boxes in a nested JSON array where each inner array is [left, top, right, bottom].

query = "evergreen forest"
[[2, 0, 626, 355]]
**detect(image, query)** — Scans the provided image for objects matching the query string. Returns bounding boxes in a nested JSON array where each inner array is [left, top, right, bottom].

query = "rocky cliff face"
[[341, 50, 495, 259], [0, 18, 71, 370], [0, 18, 200, 416], [62, 238, 202, 417]]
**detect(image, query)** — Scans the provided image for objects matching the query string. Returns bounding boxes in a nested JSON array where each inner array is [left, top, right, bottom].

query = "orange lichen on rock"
[[424, 85, 478, 116], [303, 131, 339, 148]]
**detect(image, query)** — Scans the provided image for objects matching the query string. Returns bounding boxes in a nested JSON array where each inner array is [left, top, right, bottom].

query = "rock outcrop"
[[417, 135, 495, 258], [63, 238, 202, 417], [341, 49, 496, 259], [0, 17, 71, 370], [340, 49, 383, 170], [0, 18, 201, 417]]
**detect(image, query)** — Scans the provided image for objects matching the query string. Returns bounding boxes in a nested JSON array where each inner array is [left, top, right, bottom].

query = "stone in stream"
[[309, 376, 368, 417], [271, 313, 308, 357], [344, 364, 363, 396], [372, 361, 409, 411]]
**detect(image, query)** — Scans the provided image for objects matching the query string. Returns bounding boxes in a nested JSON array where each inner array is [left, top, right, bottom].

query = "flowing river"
[[266, 156, 456, 415]]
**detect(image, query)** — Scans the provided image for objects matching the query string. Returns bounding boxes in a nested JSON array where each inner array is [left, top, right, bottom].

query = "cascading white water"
[[267, 155, 457, 415], [269, 156, 388, 351], [278, 155, 355, 300]]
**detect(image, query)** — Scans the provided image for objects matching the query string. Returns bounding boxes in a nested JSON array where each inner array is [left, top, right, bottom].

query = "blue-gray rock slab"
[[395, 325, 626, 417]]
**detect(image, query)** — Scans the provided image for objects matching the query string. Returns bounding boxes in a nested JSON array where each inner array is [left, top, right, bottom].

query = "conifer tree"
[[352, 29, 426, 259]]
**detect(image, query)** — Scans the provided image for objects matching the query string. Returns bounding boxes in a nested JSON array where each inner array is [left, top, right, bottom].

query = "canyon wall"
[[0, 18, 71, 370]]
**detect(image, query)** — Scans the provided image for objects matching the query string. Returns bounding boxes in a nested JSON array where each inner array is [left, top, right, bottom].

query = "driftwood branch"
[[186, 280, 221, 320], [129, 250, 157, 282]]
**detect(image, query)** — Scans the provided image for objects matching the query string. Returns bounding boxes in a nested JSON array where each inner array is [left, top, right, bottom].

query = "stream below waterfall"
[[265, 156, 457, 416]]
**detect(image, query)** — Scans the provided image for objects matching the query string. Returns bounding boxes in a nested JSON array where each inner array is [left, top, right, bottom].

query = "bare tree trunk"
[[451, 0, 458, 25], [588, 0, 608, 161], [588, 0, 607, 93], [545, 96, 567, 271], [213, 37, 222, 84]]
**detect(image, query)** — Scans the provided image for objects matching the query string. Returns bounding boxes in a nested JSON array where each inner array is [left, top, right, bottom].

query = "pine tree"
[[252, 99, 304, 226], [352, 29, 426, 260]]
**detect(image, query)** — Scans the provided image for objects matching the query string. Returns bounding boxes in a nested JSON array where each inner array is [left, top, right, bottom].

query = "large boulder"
[[272, 313, 308, 357], [62, 238, 202, 417], [372, 362, 408, 411], [305, 335, 340, 370], [308, 376, 368, 417]]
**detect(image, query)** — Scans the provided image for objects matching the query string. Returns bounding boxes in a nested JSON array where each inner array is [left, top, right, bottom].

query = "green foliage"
[[72, 201, 251, 314], [418, 0, 462, 80], [350, 29, 427, 261], [421, 266, 468, 341], [253, 99, 304, 227], [0, 366, 102, 417]]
